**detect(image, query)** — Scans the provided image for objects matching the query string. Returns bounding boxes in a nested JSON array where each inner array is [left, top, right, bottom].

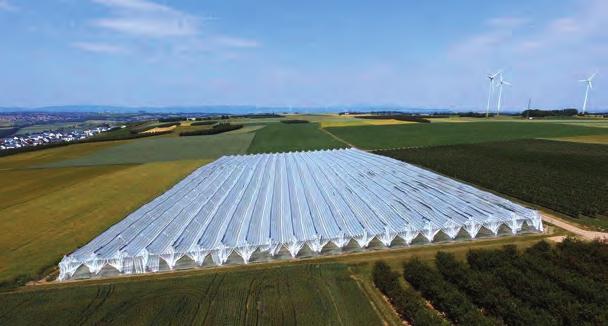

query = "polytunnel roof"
[[63, 148, 539, 275]]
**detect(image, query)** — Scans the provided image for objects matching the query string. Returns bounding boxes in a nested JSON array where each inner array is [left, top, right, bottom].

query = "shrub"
[[466, 246, 604, 325], [403, 258, 495, 325], [372, 261, 447, 325], [435, 251, 555, 325], [281, 120, 309, 124]]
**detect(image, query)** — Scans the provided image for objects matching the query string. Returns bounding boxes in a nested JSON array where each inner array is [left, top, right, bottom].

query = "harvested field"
[[141, 125, 177, 134]]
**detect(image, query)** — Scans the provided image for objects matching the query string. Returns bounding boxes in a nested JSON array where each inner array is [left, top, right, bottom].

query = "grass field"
[[0, 263, 384, 326], [326, 121, 608, 149], [379, 139, 608, 230], [43, 133, 254, 167], [247, 122, 346, 153], [0, 160, 206, 285], [0, 141, 123, 169]]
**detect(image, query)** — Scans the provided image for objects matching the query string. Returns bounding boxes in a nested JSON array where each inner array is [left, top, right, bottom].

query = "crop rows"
[[374, 238, 608, 325], [0, 264, 382, 325], [379, 139, 608, 221]]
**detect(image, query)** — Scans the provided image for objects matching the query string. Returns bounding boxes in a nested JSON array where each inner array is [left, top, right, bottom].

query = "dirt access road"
[[542, 213, 608, 241]]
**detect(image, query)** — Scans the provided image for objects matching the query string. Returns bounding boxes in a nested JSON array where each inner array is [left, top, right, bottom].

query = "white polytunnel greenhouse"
[[59, 148, 543, 280]]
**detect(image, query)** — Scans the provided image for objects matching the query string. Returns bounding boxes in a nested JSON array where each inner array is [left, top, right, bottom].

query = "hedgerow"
[[357, 114, 431, 123], [179, 123, 243, 136]]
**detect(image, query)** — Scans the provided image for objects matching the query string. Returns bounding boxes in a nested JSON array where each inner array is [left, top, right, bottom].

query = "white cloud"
[[91, 0, 200, 38], [72, 42, 129, 54], [214, 36, 260, 48], [0, 0, 17, 11], [422, 0, 608, 111], [83, 0, 259, 59]]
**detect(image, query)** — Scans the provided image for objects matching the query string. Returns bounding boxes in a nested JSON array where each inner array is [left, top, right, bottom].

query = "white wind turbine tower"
[[486, 70, 502, 117], [496, 73, 511, 116], [579, 72, 597, 115]]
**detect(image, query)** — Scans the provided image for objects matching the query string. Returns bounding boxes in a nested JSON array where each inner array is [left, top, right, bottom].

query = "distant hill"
[[0, 105, 454, 115]]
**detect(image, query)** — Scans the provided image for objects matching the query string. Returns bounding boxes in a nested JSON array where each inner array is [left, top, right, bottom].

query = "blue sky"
[[0, 0, 606, 111]]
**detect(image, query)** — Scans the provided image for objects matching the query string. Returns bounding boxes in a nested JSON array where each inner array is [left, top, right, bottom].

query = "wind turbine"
[[486, 70, 502, 117], [579, 72, 597, 115], [496, 73, 511, 116]]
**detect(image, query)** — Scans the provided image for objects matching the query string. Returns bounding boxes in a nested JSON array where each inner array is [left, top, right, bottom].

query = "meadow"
[[0, 263, 384, 326], [379, 139, 608, 229], [326, 121, 608, 149], [247, 122, 346, 153]]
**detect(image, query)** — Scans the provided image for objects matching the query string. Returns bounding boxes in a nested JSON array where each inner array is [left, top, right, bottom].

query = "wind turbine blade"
[[579, 79, 588, 82], [503, 81, 512, 86], [589, 72, 598, 80], [589, 82, 593, 89]]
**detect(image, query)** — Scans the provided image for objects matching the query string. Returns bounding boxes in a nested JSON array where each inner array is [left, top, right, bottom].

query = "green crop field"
[[0, 263, 384, 326], [247, 122, 346, 153], [326, 121, 608, 149], [43, 133, 254, 167], [379, 139, 608, 230]]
